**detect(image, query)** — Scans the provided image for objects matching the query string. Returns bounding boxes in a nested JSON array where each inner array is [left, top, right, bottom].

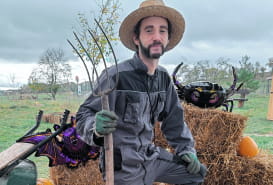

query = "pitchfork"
[[67, 19, 118, 185]]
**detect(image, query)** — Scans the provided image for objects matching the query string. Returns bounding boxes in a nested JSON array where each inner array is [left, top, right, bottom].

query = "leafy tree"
[[28, 48, 71, 100], [215, 58, 234, 85], [237, 69, 259, 92], [267, 57, 273, 75], [236, 56, 260, 105], [73, 0, 121, 90], [259, 67, 267, 79], [176, 58, 234, 88]]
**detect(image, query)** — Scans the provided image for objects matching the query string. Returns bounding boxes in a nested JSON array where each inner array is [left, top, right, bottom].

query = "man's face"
[[134, 16, 170, 59]]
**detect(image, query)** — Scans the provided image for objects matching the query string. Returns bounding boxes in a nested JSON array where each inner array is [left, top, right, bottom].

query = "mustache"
[[148, 41, 163, 48]]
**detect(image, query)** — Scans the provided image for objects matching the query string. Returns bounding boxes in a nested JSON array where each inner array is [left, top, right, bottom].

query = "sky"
[[0, 0, 273, 88]]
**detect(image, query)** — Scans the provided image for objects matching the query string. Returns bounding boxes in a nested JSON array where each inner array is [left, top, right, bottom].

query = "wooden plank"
[[0, 143, 34, 170], [267, 76, 273, 120]]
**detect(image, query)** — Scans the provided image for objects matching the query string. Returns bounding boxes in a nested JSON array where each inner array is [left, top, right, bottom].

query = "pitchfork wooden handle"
[[102, 95, 114, 185]]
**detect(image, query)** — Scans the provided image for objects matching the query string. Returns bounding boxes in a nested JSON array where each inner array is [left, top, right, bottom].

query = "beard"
[[139, 40, 165, 59]]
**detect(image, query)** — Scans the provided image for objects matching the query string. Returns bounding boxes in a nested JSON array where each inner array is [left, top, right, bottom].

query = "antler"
[[227, 66, 243, 98], [172, 62, 184, 90]]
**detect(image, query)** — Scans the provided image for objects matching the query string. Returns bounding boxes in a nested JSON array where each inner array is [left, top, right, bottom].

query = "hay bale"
[[50, 160, 103, 185], [183, 103, 247, 154], [154, 103, 273, 185], [42, 113, 76, 124], [49, 104, 273, 185], [201, 152, 273, 185], [49, 158, 167, 185]]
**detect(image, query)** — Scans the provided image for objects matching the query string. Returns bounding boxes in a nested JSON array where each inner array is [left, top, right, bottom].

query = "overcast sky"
[[1, 0, 273, 87]]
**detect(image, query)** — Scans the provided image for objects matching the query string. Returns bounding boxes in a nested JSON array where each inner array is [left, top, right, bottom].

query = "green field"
[[0, 92, 272, 178], [0, 93, 85, 178], [232, 94, 273, 153]]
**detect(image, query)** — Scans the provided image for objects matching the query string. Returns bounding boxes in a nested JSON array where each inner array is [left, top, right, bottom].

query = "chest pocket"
[[154, 92, 166, 119], [123, 93, 141, 124]]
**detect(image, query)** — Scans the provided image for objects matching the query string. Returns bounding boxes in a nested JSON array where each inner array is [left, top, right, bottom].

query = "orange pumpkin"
[[36, 178, 54, 185], [238, 136, 259, 158]]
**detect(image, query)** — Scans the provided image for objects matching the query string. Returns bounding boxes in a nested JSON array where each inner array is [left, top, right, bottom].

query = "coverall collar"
[[132, 53, 159, 77]]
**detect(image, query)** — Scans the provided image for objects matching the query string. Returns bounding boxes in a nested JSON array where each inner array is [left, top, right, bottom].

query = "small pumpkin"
[[36, 178, 54, 185], [238, 136, 259, 158]]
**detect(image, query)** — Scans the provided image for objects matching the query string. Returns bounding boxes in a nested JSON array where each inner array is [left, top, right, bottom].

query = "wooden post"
[[267, 76, 273, 120], [238, 100, 244, 108], [101, 95, 114, 185]]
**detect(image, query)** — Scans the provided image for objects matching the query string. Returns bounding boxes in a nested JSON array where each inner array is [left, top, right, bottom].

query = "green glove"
[[180, 153, 201, 174], [95, 110, 118, 136]]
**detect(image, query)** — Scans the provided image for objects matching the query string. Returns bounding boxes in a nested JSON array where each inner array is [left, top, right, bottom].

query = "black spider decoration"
[[172, 62, 244, 112]]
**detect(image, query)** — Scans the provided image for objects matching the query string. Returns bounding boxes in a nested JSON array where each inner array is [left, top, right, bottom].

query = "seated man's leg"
[[155, 159, 206, 185], [146, 148, 206, 185]]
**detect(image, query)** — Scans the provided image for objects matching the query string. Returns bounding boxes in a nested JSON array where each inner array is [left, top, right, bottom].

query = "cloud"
[[179, 0, 273, 41], [1, 0, 273, 63], [0, 0, 96, 62], [1, 0, 273, 86], [0, 60, 36, 86]]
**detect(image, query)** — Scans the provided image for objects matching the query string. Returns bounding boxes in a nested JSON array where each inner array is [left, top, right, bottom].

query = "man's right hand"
[[95, 110, 118, 136]]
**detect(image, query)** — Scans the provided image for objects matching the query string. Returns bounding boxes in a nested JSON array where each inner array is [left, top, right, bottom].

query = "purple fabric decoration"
[[18, 118, 100, 168]]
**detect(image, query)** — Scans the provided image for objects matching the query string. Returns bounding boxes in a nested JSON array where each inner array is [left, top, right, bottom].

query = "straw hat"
[[119, 0, 185, 52]]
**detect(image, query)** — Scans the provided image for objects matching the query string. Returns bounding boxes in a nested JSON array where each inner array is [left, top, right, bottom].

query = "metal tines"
[[67, 18, 119, 97], [67, 18, 118, 185]]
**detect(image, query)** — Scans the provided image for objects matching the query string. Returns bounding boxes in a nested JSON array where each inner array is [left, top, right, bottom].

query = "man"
[[76, 0, 207, 184]]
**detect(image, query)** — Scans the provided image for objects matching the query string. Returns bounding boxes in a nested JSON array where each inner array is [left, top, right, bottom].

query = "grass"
[[231, 93, 273, 153], [0, 92, 272, 178], [0, 93, 85, 178]]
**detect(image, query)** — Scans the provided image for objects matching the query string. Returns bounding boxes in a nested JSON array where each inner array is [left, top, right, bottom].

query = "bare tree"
[[8, 73, 16, 87], [28, 48, 71, 100]]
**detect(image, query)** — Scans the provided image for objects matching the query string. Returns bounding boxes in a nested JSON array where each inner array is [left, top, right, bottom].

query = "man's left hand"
[[180, 153, 201, 174]]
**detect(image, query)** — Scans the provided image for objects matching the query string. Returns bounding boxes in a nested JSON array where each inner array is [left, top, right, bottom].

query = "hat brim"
[[119, 5, 185, 51]]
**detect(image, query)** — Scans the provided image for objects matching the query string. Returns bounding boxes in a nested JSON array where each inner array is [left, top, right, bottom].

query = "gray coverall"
[[76, 53, 206, 185]]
